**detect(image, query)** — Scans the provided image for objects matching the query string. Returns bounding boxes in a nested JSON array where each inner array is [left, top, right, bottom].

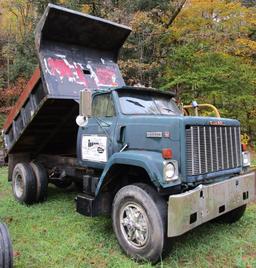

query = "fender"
[[95, 150, 164, 196]]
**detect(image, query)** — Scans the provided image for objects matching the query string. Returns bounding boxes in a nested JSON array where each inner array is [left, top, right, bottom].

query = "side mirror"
[[76, 90, 92, 127]]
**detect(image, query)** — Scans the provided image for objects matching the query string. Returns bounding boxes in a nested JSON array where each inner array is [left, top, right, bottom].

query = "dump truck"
[[2, 4, 256, 263]]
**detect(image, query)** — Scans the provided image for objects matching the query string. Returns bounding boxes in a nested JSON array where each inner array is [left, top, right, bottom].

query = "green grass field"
[[0, 167, 256, 268]]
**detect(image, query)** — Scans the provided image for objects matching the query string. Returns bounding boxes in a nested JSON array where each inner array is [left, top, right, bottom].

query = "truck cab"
[[3, 4, 256, 263], [77, 86, 246, 193], [74, 84, 255, 262]]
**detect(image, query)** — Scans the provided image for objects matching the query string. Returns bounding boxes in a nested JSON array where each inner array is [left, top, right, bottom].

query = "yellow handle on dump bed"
[[183, 103, 221, 118]]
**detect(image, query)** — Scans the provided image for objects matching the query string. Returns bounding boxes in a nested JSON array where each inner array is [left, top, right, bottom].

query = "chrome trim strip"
[[204, 126, 208, 173], [191, 127, 194, 175]]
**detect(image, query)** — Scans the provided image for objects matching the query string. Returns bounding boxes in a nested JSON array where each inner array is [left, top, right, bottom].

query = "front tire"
[[12, 163, 37, 205], [112, 183, 167, 263]]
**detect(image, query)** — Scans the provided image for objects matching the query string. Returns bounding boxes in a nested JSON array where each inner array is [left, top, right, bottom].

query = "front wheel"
[[112, 183, 167, 263]]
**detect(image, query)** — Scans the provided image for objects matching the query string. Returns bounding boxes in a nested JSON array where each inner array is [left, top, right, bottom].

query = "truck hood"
[[122, 115, 240, 184], [122, 115, 239, 152]]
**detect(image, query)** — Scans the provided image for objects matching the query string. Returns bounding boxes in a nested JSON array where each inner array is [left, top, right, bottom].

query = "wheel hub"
[[14, 174, 24, 198], [120, 203, 149, 248]]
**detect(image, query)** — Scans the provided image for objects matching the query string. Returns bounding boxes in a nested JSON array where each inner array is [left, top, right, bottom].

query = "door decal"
[[82, 135, 107, 162]]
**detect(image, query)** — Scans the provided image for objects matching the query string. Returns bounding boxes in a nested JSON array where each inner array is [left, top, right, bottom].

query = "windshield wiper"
[[163, 107, 175, 113], [126, 99, 145, 108], [95, 117, 111, 127]]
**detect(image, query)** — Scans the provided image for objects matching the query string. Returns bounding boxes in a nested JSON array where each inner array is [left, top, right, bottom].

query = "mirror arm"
[[76, 89, 92, 127]]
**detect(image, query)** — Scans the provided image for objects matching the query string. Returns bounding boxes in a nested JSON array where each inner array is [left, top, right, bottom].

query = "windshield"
[[118, 91, 182, 115]]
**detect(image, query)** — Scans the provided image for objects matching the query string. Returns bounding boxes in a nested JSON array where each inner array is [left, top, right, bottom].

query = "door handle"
[[117, 125, 126, 143]]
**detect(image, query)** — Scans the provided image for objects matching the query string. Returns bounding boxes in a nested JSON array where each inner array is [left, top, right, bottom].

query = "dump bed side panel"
[[3, 89, 79, 156], [3, 74, 46, 154], [3, 68, 41, 132], [8, 98, 79, 156]]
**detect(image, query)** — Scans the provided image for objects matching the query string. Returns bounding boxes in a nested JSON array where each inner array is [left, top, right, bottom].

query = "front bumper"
[[167, 171, 256, 237]]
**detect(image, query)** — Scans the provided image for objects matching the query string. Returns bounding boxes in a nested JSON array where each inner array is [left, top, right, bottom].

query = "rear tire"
[[12, 162, 37, 205], [30, 162, 48, 202], [0, 223, 13, 268], [112, 183, 167, 263], [215, 205, 246, 223]]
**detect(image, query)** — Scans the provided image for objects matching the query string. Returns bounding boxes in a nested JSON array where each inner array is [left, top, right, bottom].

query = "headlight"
[[165, 163, 175, 178], [164, 161, 178, 182], [242, 152, 250, 167]]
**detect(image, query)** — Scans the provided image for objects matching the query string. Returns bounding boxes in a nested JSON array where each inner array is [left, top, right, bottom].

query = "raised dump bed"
[[2, 4, 131, 163], [3, 70, 79, 157]]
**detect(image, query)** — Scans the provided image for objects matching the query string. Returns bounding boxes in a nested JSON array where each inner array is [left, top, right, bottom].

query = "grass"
[[0, 167, 256, 268]]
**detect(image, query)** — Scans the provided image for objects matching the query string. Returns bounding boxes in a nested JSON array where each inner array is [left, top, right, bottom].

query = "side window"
[[92, 93, 115, 117]]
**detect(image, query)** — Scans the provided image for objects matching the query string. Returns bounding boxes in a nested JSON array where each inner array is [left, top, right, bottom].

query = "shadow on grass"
[[46, 183, 114, 232], [46, 183, 244, 239], [46, 183, 78, 200]]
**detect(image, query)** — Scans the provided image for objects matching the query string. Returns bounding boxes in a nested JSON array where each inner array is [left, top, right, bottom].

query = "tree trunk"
[[166, 0, 187, 28]]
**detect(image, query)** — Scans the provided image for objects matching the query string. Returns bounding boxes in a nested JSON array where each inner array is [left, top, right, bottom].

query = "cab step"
[[75, 192, 112, 217], [76, 193, 97, 217]]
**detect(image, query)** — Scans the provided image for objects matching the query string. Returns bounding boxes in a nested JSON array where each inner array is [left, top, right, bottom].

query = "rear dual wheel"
[[30, 162, 48, 202], [12, 162, 48, 205]]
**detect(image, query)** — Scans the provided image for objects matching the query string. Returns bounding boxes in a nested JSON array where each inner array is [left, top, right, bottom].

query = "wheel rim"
[[14, 174, 24, 198], [120, 202, 149, 248]]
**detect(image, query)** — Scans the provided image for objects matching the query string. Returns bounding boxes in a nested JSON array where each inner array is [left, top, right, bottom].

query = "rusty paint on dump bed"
[[3, 67, 41, 132], [35, 4, 131, 96]]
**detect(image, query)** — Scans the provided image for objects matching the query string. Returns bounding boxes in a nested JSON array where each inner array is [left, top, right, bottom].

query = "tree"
[[162, 0, 256, 144]]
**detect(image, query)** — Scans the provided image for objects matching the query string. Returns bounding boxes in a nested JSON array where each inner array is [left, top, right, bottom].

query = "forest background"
[[0, 0, 255, 147]]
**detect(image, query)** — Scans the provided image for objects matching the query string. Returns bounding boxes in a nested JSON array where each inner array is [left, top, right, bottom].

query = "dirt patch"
[[89, 257, 107, 268], [0, 191, 8, 200]]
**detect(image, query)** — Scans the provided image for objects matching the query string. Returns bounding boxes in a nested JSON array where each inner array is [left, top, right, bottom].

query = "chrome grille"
[[186, 126, 241, 176]]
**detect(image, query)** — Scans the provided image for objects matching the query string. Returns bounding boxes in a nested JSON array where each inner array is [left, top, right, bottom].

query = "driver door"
[[80, 92, 117, 168]]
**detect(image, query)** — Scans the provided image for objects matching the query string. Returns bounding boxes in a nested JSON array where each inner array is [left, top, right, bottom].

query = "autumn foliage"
[[0, 0, 255, 144], [0, 78, 26, 114]]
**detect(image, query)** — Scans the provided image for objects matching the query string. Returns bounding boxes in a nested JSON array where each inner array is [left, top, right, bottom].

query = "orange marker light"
[[241, 144, 247, 152], [162, 148, 172, 159]]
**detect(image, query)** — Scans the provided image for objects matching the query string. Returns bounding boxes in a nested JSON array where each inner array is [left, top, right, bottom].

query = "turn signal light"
[[162, 148, 172, 159], [241, 144, 247, 152]]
